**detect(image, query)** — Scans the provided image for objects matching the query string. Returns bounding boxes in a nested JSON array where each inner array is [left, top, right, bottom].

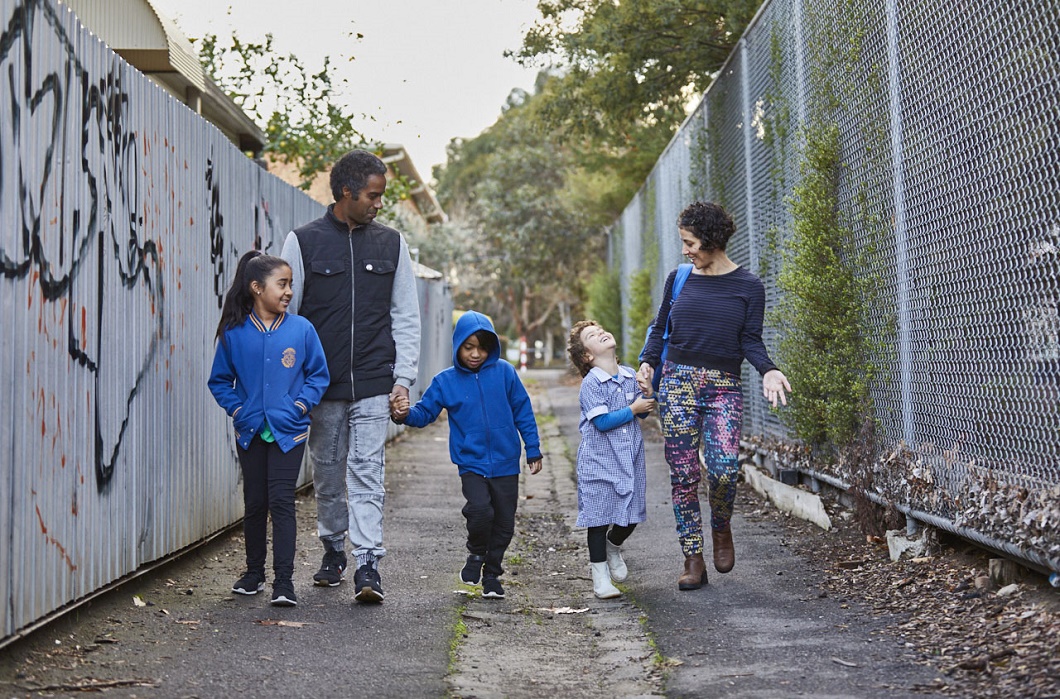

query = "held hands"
[[527, 457, 543, 475], [762, 369, 792, 408], [389, 390, 410, 422], [636, 362, 655, 396], [630, 394, 655, 415]]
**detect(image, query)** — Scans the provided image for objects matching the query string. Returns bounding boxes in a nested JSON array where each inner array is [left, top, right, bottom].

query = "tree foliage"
[[513, 0, 761, 149], [197, 33, 371, 190], [432, 88, 603, 343]]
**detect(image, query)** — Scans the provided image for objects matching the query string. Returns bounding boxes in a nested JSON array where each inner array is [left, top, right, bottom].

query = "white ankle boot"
[[605, 539, 628, 582], [591, 562, 621, 599]]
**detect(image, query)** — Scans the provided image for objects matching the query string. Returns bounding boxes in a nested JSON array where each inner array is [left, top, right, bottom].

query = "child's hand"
[[389, 393, 410, 421], [527, 458, 543, 475], [631, 395, 655, 415]]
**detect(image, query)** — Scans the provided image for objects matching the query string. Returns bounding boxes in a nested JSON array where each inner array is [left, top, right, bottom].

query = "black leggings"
[[238, 437, 304, 581], [587, 524, 637, 563]]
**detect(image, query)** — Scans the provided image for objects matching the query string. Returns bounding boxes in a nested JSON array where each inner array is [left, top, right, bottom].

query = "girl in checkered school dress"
[[568, 320, 655, 599]]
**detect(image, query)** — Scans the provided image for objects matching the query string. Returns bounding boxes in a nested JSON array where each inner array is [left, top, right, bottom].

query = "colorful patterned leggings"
[[659, 362, 743, 557]]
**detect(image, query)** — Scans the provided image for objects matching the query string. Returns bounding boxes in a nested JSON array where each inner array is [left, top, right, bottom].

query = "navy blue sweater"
[[641, 266, 777, 376]]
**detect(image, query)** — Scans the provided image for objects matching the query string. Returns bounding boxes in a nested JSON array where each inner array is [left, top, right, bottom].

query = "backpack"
[[639, 263, 693, 392]]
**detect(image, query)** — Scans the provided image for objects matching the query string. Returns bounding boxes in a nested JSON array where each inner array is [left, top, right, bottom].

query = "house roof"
[[381, 144, 446, 224], [59, 0, 266, 154]]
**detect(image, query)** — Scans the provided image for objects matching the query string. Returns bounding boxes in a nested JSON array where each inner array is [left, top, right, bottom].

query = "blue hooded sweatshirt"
[[403, 311, 541, 477]]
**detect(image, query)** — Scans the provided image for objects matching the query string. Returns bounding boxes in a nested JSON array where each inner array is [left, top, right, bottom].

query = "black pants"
[[587, 524, 637, 563], [460, 473, 519, 578], [238, 437, 304, 582]]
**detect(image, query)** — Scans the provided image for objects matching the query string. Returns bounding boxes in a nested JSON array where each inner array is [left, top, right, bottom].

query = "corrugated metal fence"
[[0, 0, 452, 644], [615, 0, 1059, 571]]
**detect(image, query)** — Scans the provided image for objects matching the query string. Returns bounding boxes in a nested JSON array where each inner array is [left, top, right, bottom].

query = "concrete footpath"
[[0, 368, 943, 698], [540, 371, 943, 699]]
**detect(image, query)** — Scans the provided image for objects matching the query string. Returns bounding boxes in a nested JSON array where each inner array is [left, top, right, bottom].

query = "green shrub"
[[625, 267, 656, 366], [776, 122, 874, 450], [585, 265, 624, 355]]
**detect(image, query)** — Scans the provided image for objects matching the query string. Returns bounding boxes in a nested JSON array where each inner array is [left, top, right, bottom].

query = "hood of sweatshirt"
[[452, 311, 501, 372]]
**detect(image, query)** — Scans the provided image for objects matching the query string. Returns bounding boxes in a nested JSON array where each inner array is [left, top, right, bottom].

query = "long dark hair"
[[214, 251, 290, 344]]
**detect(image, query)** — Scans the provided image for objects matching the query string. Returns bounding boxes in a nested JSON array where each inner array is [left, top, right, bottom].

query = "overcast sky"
[[149, 0, 546, 180]]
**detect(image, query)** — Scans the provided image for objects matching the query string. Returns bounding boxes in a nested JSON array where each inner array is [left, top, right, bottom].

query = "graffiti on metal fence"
[[1, 0, 163, 495]]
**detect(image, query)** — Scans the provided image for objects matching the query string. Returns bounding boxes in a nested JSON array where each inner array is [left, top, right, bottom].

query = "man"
[[281, 149, 420, 603]]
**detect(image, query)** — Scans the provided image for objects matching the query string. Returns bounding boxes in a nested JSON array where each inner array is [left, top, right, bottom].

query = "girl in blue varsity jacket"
[[389, 311, 542, 600], [208, 251, 329, 607]]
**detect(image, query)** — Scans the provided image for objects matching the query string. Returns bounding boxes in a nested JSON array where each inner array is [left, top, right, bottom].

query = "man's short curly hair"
[[567, 319, 600, 377], [677, 201, 736, 252], [330, 149, 387, 202]]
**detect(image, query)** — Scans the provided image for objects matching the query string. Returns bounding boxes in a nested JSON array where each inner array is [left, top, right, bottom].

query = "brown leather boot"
[[677, 553, 707, 590], [712, 527, 735, 573]]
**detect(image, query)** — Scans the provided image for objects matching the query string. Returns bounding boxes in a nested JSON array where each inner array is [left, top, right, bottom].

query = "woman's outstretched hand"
[[762, 369, 792, 408]]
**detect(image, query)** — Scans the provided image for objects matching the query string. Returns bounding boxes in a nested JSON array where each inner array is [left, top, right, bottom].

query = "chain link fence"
[[613, 0, 1060, 572]]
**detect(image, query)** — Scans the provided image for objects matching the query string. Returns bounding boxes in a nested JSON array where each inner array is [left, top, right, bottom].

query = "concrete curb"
[[742, 463, 832, 531]]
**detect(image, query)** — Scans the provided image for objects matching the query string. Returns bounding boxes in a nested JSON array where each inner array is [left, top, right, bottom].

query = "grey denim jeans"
[[307, 395, 390, 563]]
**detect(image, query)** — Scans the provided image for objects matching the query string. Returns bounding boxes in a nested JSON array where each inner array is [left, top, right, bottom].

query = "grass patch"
[[447, 607, 470, 674]]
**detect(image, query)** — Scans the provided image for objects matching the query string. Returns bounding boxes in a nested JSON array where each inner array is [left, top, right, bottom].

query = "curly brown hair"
[[677, 201, 736, 252], [567, 319, 600, 377]]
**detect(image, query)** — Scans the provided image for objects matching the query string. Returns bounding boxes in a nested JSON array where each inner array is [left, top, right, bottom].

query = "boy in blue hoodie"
[[390, 311, 542, 599]]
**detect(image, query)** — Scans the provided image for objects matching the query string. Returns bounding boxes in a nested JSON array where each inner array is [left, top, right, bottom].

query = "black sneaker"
[[353, 563, 385, 603], [232, 570, 266, 595], [460, 554, 486, 585], [271, 579, 297, 607], [313, 550, 347, 587], [482, 576, 505, 599]]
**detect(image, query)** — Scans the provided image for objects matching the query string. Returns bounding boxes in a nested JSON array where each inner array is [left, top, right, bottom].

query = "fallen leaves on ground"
[[747, 492, 1060, 698]]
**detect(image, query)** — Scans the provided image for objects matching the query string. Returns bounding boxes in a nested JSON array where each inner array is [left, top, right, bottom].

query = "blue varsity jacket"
[[208, 312, 330, 453]]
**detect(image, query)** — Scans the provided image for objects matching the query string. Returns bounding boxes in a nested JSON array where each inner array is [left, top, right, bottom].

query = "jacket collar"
[[249, 311, 286, 333]]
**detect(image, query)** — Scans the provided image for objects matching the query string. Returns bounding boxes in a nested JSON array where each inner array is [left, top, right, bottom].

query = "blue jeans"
[[307, 395, 390, 565]]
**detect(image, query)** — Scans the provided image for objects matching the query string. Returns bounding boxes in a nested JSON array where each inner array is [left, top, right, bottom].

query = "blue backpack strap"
[[672, 263, 693, 298], [639, 263, 694, 365], [661, 263, 693, 341]]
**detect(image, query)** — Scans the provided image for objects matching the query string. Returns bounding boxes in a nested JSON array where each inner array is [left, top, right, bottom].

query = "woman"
[[637, 201, 790, 590]]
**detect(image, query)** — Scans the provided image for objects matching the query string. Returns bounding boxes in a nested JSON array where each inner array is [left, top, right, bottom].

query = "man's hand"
[[527, 458, 543, 475]]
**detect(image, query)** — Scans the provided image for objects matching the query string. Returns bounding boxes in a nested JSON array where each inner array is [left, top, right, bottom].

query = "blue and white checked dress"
[[575, 366, 648, 528]]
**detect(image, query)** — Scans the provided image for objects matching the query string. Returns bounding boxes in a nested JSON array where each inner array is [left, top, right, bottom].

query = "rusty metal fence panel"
[[0, 0, 452, 643], [614, 0, 1060, 571]]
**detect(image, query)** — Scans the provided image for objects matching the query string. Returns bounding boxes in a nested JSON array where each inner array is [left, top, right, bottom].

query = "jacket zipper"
[[476, 373, 494, 476], [348, 233, 356, 398]]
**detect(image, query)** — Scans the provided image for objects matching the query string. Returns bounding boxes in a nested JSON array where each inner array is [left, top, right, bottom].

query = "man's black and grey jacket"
[[281, 205, 420, 401]]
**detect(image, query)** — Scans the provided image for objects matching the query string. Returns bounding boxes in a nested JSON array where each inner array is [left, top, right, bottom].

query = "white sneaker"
[[605, 539, 628, 582], [591, 562, 621, 599]]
